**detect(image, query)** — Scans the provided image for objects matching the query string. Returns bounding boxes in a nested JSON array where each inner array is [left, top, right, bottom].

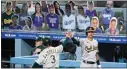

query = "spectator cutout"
[[23, 17, 37, 31], [12, 1, 16, 13], [2, 2, 14, 29], [46, 4, 60, 31], [27, 1, 35, 15], [41, 1, 48, 13], [62, 3, 76, 31], [69, 1, 77, 16], [9, 14, 22, 30], [86, 1, 97, 19], [32, 2, 44, 31], [77, 5, 90, 32], [15, 6, 20, 15], [53, 1, 64, 16], [19, 3, 29, 27], [91, 16, 102, 33], [101, 1, 114, 31], [105, 17, 119, 35]]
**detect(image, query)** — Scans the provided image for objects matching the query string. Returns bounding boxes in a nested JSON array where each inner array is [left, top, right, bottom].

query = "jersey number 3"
[[50, 55, 56, 63]]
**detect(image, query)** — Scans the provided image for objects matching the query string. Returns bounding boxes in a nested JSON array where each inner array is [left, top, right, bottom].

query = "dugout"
[[1, 38, 127, 68]]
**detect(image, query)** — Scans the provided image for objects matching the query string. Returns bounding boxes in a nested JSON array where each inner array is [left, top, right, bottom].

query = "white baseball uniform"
[[79, 38, 98, 68], [62, 14, 76, 30], [77, 15, 90, 30], [35, 45, 63, 68]]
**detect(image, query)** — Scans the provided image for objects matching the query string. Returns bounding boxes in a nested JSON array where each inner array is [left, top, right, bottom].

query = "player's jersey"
[[62, 14, 76, 30], [79, 38, 98, 62], [77, 15, 90, 30], [35, 45, 63, 68]]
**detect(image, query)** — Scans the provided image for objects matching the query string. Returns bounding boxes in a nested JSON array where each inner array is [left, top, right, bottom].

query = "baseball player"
[[66, 27, 101, 68], [31, 37, 46, 55], [32, 37, 62, 68], [60, 32, 77, 60], [32, 35, 72, 68]]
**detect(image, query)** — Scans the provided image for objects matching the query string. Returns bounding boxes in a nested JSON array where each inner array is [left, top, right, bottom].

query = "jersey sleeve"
[[79, 38, 85, 47], [71, 37, 80, 46], [96, 40, 99, 53], [57, 45, 63, 53], [35, 50, 46, 65]]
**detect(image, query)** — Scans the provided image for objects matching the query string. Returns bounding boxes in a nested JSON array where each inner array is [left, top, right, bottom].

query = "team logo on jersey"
[[85, 45, 98, 53], [103, 14, 111, 18], [79, 20, 89, 24], [4, 19, 12, 24], [49, 17, 57, 24], [64, 20, 74, 25]]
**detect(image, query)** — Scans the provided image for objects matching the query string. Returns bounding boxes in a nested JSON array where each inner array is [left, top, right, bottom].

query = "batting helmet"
[[86, 27, 94, 35], [43, 37, 52, 46]]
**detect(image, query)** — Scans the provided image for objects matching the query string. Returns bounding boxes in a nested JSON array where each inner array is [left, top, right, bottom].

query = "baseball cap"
[[86, 27, 95, 32], [6, 2, 11, 6], [36, 37, 43, 41], [65, 3, 71, 9], [43, 37, 52, 46]]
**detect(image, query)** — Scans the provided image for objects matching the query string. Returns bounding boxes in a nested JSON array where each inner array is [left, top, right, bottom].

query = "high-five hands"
[[65, 32, 72, 38]]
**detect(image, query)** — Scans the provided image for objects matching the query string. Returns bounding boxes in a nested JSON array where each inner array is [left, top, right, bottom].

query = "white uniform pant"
[[80, 60, 97, 68]]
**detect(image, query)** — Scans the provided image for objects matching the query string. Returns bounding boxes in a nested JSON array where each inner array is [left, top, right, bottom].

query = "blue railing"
[[2, 30, 127, 44], [10, 55, 127, 68]]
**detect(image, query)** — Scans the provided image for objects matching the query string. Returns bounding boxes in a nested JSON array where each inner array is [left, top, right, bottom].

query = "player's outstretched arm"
[[71, 37, 80, 46], [66, 32, 80, 46], [62, 32, 72, 47], [62, 37, 70, 47]]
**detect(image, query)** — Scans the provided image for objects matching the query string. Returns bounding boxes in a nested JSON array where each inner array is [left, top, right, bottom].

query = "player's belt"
[[83, 60, 96, 64]]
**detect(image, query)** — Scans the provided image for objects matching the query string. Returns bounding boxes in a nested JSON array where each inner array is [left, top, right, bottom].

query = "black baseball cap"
[[86, 27, 94, 32], [43, 37, 52, 46], [6, 2, 11, 6], [36, 37, 43, 41], [65, 3, 71, 9]]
